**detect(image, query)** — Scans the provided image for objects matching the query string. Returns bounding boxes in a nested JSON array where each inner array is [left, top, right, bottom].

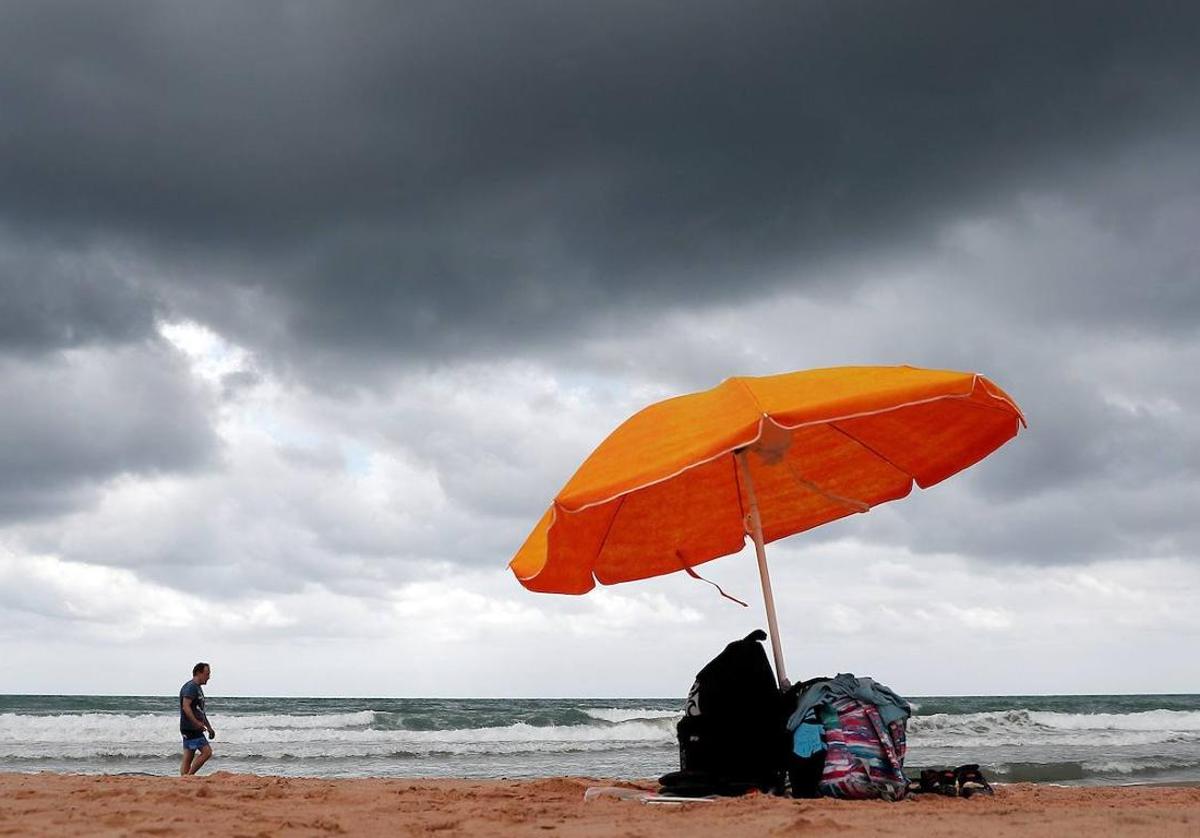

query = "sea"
[[2, 694, 1199, 786]]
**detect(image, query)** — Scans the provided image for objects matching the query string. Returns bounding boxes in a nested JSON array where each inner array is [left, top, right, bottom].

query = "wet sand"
[[2, 772, 1198, 836]]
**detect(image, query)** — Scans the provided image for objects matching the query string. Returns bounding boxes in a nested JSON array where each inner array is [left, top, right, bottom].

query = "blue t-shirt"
[[179, 681, 206, 735]]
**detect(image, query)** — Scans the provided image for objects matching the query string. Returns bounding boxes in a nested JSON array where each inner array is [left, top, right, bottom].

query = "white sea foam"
[[1082, 757, 1200, 775], [0, 713, 172, 743], [1027, 709, 1200, 731], [0, 712, 676, 760], [582, 708, 682, 724], [224, 711, 377, 730], [0, 711, 376, 742], [908, 709, 1200, 748]]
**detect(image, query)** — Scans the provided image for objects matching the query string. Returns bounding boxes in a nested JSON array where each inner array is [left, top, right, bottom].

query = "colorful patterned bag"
[[816, 696, 909, 801]]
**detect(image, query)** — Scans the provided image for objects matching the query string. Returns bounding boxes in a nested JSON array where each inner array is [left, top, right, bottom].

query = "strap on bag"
[[862, 703, 903, 775]]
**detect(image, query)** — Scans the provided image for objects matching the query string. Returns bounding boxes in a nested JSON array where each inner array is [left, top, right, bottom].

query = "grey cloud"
[[0, 342, 219, 521], [5, 363, 637, 595], [0, 231, 160, 353], [1, 2, 1198, 374], [12, 435, 443, 596], [847, 470, 1200, 565], [220, 369, 262, 400], [0, 1, 1198, 596]]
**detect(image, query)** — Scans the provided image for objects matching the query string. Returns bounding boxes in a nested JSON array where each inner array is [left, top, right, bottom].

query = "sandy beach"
[[1, 773, 1198, 837]]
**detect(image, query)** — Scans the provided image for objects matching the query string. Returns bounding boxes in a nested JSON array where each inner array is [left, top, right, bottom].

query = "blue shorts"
[[182, 734, 209, 752]]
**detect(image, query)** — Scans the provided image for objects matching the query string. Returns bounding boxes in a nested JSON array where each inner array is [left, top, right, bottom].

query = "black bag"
[[660, 630, 789, 796]]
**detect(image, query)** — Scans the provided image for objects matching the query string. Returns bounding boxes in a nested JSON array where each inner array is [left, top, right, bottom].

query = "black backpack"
[[659, 630, 789, 796]]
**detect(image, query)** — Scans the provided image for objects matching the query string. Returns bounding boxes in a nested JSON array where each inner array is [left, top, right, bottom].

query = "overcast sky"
[[2, 1, 1198, 698]]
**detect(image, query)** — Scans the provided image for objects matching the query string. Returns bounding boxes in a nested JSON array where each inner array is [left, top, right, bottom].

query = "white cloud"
[[0, 551, 293, 642], [3, 189, 1200, 697]]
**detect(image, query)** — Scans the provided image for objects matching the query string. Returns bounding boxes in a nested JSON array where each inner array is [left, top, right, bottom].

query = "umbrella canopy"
[[509, 365, 1025, 682]]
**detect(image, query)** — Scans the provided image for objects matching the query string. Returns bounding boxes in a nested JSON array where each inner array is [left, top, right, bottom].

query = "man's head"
[[192, 662, 211, 684]]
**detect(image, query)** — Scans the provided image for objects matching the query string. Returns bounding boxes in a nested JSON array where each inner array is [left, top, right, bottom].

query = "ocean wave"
[[908, 709, 1200, 747], [218, 711, 377, 730], [0, 711, 378, 742], [1081, 757, 1200, 776], [1028, 709, 1200, 731], [581, 708, 682, 724], [231, 719, 677, 746], [972, 756, 1200, 784], [0, 713, 171, 742], [0, 713, 677, 760]]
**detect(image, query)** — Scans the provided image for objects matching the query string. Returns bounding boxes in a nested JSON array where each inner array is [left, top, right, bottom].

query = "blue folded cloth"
[[786, 673, 912, 730], [792, 722, 824, 757]]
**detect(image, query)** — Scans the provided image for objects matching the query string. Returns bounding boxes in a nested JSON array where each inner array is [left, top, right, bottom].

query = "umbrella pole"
[[736, 450, 790, 690]]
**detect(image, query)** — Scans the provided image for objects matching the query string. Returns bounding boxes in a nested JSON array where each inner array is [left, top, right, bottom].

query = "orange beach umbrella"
[[510, 365, 1025, 686]]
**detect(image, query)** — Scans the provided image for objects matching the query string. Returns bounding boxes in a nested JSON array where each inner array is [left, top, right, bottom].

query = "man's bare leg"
[[188, 745, 212, 775], [180, 748, 194, 776]]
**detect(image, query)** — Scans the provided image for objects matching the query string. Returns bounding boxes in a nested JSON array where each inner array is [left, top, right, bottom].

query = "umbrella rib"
[[826, 422, 918, 485], [937, 389, 1027, 422], [591, 493, 628, 579], [783, 457, 871, 513]]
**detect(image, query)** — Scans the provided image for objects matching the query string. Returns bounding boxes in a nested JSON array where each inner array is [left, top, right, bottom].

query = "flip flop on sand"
[[954, 764, 995, 798], [907, 765, 995, 798], [908, 768, 959, 797]]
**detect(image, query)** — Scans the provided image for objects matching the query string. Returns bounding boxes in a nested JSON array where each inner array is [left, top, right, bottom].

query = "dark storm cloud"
[[0, 232, 160, 353], [1, 1, 1198, 369], [0, 0, 1198, 586], [0, 343, 219, 522]]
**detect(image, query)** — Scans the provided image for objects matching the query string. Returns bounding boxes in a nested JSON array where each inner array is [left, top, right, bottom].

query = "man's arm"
[[182, 697, 215, 737]]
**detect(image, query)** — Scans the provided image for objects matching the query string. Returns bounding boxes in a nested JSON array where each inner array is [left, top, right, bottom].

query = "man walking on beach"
[[180, 662, 216, 776]]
